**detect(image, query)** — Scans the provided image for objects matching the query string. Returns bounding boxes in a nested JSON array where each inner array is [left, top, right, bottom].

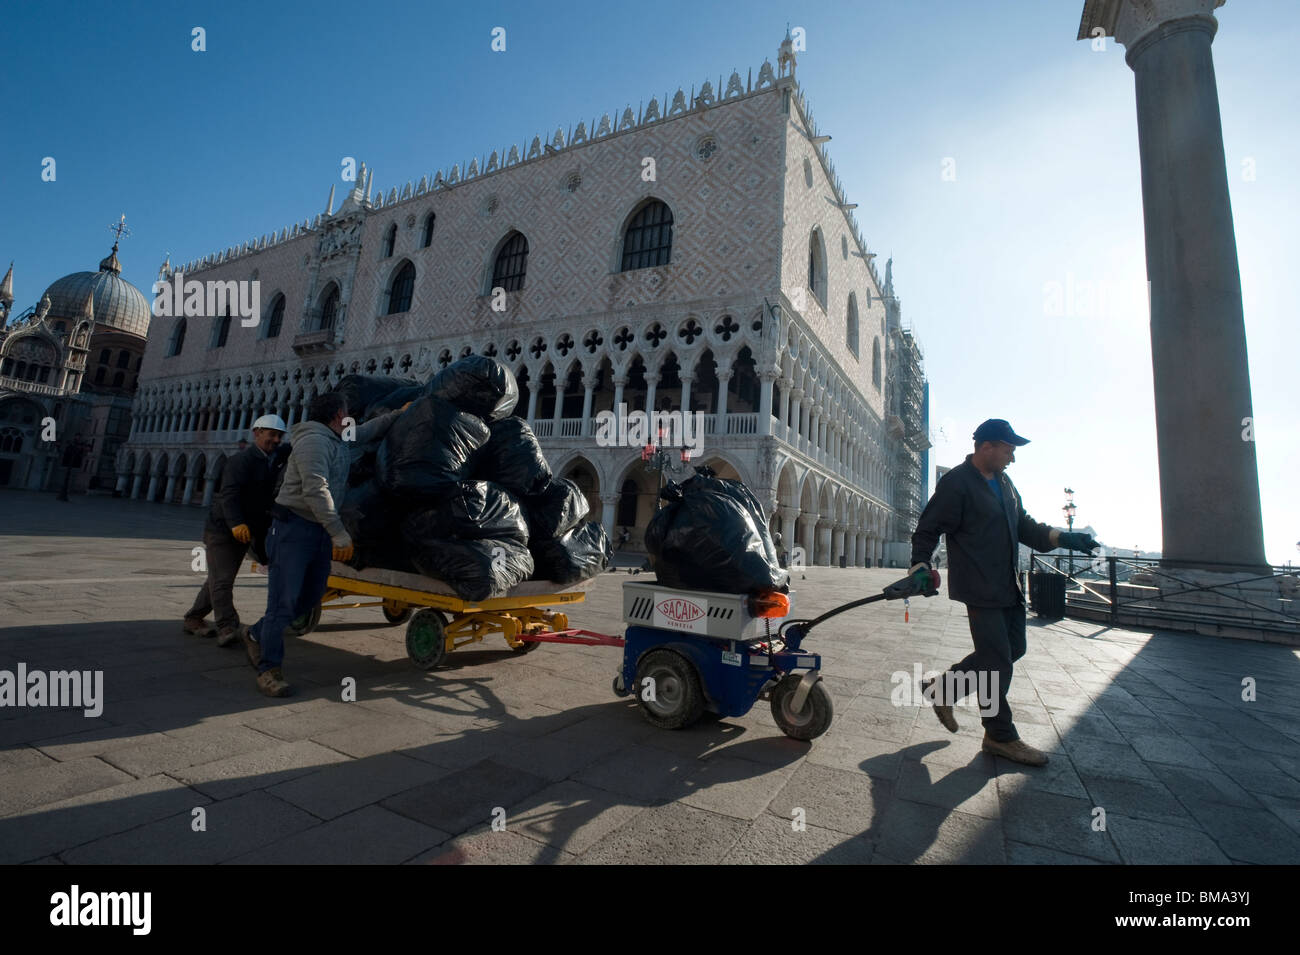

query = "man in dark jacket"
[[183, 415, 291, 646], [910, 419, 1098, 766]]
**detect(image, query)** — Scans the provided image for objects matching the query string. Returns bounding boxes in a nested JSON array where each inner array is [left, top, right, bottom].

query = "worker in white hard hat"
[[183, 413, 292, 646]]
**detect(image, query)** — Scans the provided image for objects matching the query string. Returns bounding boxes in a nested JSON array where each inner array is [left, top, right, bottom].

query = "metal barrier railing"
[[1026, 553, 1300, 635]]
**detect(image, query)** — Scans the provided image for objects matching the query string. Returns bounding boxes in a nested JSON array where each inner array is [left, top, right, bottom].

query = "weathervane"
[[108, 214, 131, 245]]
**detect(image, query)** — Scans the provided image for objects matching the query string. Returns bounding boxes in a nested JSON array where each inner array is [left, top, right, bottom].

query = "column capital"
[[1078, 0, 1222, 57]]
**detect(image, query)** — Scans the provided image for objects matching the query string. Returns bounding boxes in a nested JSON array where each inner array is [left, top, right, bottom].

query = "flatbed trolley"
[[294, 562, 609, 670]]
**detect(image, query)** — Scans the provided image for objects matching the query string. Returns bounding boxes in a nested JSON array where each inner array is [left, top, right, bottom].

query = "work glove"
[[1058, 532, 1099, 553], [332, 543, 354, 562], [231, 524, 252, 544], [909, 561, 932, 587]]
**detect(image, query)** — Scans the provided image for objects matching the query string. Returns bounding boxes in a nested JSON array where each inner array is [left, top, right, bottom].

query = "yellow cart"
[[295, 561, 597, 669]]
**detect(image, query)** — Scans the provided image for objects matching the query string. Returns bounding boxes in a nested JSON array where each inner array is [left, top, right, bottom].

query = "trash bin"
[[1030, 571, 1066, 619], [839, 555, 847, 568]]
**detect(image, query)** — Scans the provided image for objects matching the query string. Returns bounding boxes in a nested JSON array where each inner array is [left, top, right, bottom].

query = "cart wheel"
[[634, 649, 705, 730], [770, 674, 834, 741], [288, 605, 323, 637], [382, 601, 412, 625], [405, 609, 449, 670], [511, 637, 542, 655], [612, 673, 629, 697]]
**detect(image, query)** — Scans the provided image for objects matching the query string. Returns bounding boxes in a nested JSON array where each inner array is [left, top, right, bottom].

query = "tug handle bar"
[[778, 568, 940, 640]]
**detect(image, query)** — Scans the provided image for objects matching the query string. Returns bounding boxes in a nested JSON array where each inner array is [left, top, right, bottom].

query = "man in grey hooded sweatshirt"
[[243, 391, 404, 697]]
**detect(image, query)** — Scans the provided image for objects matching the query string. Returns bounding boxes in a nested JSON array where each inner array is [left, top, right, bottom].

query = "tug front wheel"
[[770, 673, 833, 740]]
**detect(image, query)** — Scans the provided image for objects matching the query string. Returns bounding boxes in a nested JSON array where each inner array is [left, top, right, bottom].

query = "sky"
[[2, 0, 1296, 564]]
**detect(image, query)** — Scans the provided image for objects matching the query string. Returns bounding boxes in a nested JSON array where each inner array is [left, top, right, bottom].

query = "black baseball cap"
[[973, 419, 1030, 446]]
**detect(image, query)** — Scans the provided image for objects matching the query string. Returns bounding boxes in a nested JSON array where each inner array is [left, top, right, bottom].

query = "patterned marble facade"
[[122, 36, 929, 567]]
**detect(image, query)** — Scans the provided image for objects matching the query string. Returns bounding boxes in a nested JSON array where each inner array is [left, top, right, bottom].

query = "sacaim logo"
[[656, 598, 704, 623]]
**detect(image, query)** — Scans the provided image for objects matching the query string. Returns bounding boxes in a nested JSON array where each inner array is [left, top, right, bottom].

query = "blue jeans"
[[250, 512, 332, 674]]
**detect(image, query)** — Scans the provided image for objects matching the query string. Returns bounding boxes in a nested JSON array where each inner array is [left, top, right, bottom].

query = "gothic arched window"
[[167, 319, 187, 357], [421, 212, 435, 248], [621, 200, 674, 271], [382, 223, 397, 258], [387, 261, 415, 315], [809, 228, 827, 309], [319, 286, 340, 331], [846, 294, 860, 359], [492, 232, 528, 293], [872, 338, 881, 391], [266, 294, 285, 338]]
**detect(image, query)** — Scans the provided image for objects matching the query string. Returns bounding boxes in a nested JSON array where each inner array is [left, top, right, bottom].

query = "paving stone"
[[1061, 736, 1156, 781], [382, 759, 551, 835], [1148, 763, 1263, 810], [268, 751, 445, 820], [32, 723, 170, 761], [895, 758, 1001, 819], [224, 805, 449, 864], [767, 763, 892, 836], [499, 780, 651, 855], [177, 739, 351, 800], [1000, 789, 1121, 863], [0, 774, 209, 864], [0, 745, 56, 771], [1183, 802, 1300, 865], [1106, 813, 1231, 864], [408, 826, 573, 865], [1123, 732, 1217, 770], [1076, 772, 1196, 825], [1006, 841, 1105, 864], [725, 814, 873, 864], [97, 724, 280, 777], [575, 802, 747, 865], [61, 790, 318, 864], [0, 757, 135, 818], [873, 798, 1005, 864]]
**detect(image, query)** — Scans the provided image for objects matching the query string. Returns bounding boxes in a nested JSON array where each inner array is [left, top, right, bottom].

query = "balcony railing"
[[0, 376, 63, 396]]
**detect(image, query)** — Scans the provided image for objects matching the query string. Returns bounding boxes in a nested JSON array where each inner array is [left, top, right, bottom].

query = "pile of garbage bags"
[[645, 465, 788, 595], [334, 357, 612, 600]]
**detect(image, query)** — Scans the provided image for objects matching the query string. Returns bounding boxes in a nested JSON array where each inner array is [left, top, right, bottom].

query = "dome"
[[42, 244, 151, 339]]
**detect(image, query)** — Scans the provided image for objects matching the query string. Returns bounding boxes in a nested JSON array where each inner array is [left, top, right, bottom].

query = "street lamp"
[[1062, 487, 1077, 577], [642, 425, 692, 509]]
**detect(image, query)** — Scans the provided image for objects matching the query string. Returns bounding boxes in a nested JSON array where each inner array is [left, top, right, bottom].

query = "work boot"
[[982, 734, 1049, 767], [215, 627, 243, 648], [183, 617, 215, 638], [920, 677, 958, 733], [242, 626, 262, 669], [256, 668, 294, 698]]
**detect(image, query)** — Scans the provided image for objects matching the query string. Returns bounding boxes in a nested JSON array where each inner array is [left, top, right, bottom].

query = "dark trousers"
[[185, 528, 249, 633], [250, 512, 332, 674], [943, 602, 1027, 742]]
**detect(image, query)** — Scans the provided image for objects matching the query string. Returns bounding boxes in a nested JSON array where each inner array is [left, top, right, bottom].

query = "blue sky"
[[2, 0, 1296, 564]]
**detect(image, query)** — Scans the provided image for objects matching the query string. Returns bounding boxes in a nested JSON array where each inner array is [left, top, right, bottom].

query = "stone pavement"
[[1, 491, 1298, 864]]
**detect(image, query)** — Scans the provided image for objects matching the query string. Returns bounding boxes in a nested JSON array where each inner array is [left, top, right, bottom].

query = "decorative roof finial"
[[158, 253, 171, 281], [778, 27, 797, 79], [326, 183, 336, 215], [100, 214, 130, 274], [0, 261, 13, 309], [35, 291, 51, 322]]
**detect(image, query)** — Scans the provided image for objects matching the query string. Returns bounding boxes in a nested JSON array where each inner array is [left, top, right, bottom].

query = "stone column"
[[758, 370, 776, 435], [817, 523, 833, 566], [1079, 0, 1266, 570], [180, 474, 194, 505], [644, 375, 658, 423], [130, 473, 144, 499], [163, 473, 178, 503], [715, 370, 732, 430], [580, 377, 594, 436], [612, 376, 627, 442], [600, 492, 620, 541], [679, 374, 693, 415], [525, 383, 539, 422], [552, 384, 566, 429], [832, 526, 845, 566], [146, 473, 160, 501], [777, 506, 800, 558], [201, 474, 216, 508], [790, 389, 803, 441], [797, 514, 818, 567]]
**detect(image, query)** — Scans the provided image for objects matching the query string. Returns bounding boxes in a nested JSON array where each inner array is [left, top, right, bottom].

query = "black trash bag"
[[403, 481, 528, 545], [365, 383, 424, 419], [339, 481, 413, 572], [425, 355, 519, 422], [531, 521, 612, 584], [332, 374, 418, 419], [403, 535, 534, 602], [644, 466, 788, 595], [375, 396, 490, 503], [522, 478, 589, 541], [472, 416, 551, 497]]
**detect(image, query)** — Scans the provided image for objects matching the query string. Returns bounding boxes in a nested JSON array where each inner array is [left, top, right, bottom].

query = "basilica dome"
[[41, 244, 151, 339]]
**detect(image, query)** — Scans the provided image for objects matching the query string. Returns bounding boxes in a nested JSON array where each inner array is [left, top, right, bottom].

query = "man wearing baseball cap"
[[909, 418, 1098, 766], [183, 414, 292, 647]]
